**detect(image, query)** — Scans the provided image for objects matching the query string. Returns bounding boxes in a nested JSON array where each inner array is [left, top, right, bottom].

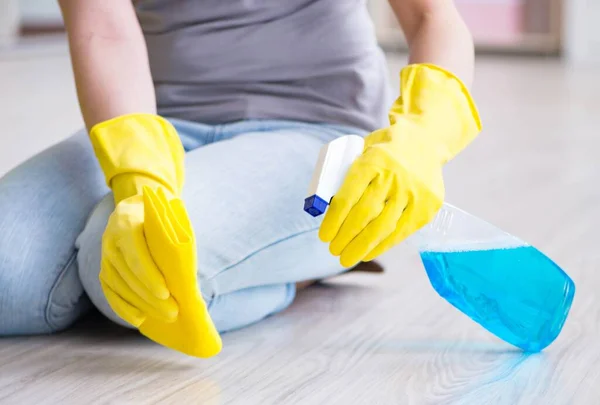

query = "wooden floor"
[[1, 41, 599, 404]]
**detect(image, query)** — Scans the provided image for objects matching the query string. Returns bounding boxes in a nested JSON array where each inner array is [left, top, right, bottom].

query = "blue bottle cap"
[[304, 194, 329, 217]]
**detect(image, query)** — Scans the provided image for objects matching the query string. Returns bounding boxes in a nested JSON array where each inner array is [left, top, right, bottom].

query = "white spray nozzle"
[[304, 135, 365, 217]]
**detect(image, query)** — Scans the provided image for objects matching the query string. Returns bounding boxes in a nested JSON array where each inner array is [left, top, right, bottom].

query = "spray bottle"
[[304, 135, 575, 352]]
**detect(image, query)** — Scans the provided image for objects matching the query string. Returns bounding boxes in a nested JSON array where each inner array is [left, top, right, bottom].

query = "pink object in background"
[[455, 0, 525, 45]]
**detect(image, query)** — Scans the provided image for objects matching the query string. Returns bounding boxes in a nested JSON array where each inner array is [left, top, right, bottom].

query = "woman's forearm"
[[388, 0, 474, 87], [59, 0, 156, 130]]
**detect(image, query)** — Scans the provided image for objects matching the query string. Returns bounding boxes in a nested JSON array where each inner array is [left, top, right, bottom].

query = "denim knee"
[[0, 244, 90, 336]]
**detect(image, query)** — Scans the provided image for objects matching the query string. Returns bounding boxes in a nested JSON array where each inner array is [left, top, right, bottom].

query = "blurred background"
[[2, 0, 598, 58], [371, 0, 570, 56]]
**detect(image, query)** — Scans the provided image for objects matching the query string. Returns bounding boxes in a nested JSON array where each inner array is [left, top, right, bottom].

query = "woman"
[[0, 0, 481, 356]]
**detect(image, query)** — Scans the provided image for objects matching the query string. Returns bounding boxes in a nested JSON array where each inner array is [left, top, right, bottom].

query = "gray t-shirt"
[[135, 0, 391, 132]]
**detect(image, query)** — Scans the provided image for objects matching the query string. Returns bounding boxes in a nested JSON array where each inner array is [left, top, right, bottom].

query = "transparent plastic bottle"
[[410, 204, 575, 352], [305, 135, 576, 352]]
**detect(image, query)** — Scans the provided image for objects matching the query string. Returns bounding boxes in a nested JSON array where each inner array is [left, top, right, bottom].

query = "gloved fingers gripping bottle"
[[90, 113, 222, 358], [317, 64, 481, 269], [305, 65, 575, 352]]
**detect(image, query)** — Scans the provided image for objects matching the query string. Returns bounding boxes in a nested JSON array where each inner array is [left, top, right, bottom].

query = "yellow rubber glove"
[[99, 192, 179, 326], [90, 114, 222, 357], [319, 64, 482, 267]]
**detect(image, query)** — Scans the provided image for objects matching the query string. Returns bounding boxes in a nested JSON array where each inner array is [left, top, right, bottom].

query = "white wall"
[[19, 0, 63, 25], [0, 0, 19, 46], [564, 0, 600, 65]]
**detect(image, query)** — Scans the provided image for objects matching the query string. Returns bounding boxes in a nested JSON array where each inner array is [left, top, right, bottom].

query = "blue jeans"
[[0, 119, 365, 335]]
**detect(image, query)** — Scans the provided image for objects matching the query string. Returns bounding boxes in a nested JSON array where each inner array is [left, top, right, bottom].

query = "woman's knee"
[[0, 131, 104, 336], [0, 238, 90, 336]]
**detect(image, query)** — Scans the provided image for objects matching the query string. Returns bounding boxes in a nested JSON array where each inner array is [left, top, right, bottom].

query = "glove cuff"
[[89, 114, 185, 203], [397, 64, 481, 129], [379, 63, 482, 164]]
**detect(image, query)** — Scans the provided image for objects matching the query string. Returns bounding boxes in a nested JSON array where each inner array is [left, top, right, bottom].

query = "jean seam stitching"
[[44, 250, 78, 331], [207, 225, 321, 285], [275, 283, 297, 313], [211, 125, 222, 143]]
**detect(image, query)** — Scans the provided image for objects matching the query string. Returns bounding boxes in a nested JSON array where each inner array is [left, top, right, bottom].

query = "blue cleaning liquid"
[[420, 246, 575, 352]]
